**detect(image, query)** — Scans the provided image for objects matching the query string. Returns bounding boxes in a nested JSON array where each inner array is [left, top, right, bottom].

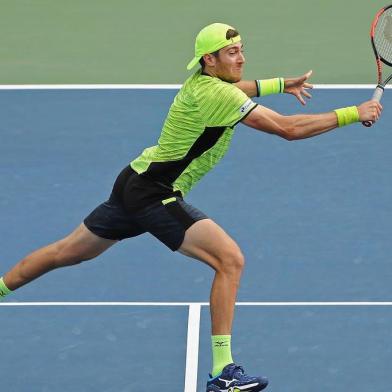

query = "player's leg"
[[137, 198, 242, 337], [1, 223, 117, 292], [179, 218, 244, 336], [0, 165, 149, 297], [1, 165, 150, 296], [179, 219, 268, 392]]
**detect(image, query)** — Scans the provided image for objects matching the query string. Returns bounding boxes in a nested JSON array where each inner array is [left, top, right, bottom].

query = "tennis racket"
[[363, 4, 392, 127]]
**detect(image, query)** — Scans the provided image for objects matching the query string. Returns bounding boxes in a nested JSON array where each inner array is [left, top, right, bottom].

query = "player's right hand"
[[358, 100, 383, 123]]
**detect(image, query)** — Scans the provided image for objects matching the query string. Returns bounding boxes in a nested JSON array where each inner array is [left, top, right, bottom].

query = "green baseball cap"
[[186, 23, 241, 70]]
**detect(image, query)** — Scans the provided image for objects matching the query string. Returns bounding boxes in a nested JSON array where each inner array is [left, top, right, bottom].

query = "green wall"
[[0, 0, 383, 84]]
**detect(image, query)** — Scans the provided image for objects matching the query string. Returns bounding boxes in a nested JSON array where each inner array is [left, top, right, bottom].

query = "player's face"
[[214, 42, 245, 82]]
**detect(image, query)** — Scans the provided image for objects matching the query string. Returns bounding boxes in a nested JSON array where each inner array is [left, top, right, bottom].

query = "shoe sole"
[[207, 385, 268, 392]]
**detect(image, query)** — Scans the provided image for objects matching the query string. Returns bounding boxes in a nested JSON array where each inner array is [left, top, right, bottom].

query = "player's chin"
[[232, 69, 243, 82], [229, 73, 243, 83]]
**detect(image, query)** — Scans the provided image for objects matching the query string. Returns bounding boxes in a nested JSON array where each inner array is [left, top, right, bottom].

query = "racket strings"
[[374, 10, 392, 63]]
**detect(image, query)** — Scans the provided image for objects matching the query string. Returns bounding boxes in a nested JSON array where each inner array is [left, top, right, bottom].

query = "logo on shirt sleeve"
[[239, 99, 254, 114]]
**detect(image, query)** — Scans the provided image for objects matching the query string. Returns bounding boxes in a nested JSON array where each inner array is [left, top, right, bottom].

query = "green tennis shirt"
[[130, 69, 257, 196]]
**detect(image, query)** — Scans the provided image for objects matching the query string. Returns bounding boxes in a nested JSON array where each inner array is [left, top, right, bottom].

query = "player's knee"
[[55, 251, 92, 267], [53, 241, 95, 267], [217, 246, 245, 277]]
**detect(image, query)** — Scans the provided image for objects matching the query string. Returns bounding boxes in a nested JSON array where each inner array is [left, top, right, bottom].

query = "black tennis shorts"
[[83, 166, 208, 251]]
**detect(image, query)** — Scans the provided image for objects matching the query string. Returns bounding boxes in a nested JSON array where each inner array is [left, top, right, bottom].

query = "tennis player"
[[0, 23, 382, 392]]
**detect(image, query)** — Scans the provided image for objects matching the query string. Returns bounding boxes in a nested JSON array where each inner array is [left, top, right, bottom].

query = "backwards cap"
[[186, 23, 241, 70]]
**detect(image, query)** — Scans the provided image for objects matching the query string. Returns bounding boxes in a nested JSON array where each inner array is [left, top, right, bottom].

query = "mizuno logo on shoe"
[[218, 378, 238, 388], [214, 341, 228, 347]]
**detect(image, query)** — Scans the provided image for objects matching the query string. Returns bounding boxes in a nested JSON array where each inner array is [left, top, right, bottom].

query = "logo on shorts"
[[240, 99, 253, 113]]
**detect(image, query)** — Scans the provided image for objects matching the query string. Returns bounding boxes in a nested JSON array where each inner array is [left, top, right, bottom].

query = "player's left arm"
[[234, 70, 313, 105], [233, 80, 259, 97]]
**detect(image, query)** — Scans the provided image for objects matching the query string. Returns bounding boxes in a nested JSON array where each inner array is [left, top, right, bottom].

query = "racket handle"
[[362, 85, 384, 127]]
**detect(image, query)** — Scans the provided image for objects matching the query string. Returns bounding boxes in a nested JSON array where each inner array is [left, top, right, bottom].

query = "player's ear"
[[203, 53, 217, 67]]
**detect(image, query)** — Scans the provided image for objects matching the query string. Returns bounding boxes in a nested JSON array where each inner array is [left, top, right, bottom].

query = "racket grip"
[[372, 85, 384, 102], [362, 85, 384, 127]]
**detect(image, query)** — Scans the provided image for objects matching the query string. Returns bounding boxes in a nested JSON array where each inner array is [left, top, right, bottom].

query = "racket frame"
[[363, 4, 392, 127]]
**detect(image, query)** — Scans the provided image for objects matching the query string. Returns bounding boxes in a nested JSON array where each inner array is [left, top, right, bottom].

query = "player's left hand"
[[284, 70, 313, 105]]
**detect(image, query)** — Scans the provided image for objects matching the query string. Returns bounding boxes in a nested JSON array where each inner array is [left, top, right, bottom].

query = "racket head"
[[370, 4, 392, 83]]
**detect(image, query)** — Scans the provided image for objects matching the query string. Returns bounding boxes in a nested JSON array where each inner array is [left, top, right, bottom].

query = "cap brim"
[[186, 56, 201, 70]]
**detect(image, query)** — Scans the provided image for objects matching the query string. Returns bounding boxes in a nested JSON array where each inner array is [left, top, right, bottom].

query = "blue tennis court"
[[1, 87, 392, 392]]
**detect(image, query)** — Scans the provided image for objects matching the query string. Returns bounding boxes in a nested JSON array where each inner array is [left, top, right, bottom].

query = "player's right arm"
[[241, 101, 383, 140]]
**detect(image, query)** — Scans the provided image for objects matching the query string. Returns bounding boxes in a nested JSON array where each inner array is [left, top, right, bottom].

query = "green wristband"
[[256, 77, 284, 97], [0, 277, 12, 299], [334, 106, 360, 127]]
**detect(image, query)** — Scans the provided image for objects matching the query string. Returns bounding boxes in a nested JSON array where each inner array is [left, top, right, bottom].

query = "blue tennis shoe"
[[206, 363, 269, 392]]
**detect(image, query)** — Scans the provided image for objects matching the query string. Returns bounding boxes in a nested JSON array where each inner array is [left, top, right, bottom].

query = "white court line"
[[237, 302, 392, 306], [184, 304, 201, 392], [1, 301, 392, 306], [0, 84, 391, 90], [0, 302, 201, 306], [315, 84, 392, 89], [0, 84, 182, 90]]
